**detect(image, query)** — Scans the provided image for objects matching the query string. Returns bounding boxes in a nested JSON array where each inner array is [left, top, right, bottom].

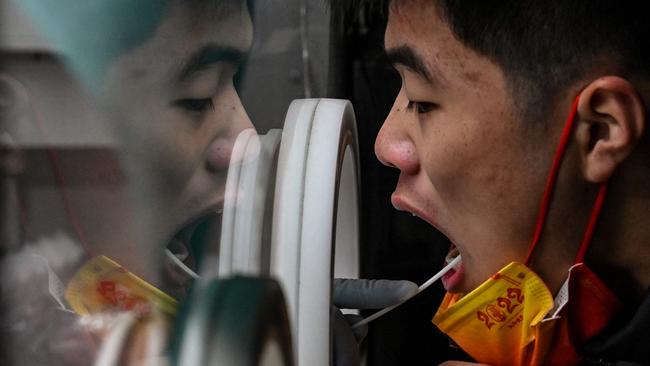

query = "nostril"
[[375, 134, 401, 169], [375, 137, 419, 174], [377, 154, 396, 169]]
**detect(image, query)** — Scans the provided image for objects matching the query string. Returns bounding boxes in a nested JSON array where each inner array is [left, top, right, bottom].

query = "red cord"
[[29, 95, 93, 257], [44, 148, 93, 257], [525, 96, 581, 265], [524, 94, 609, 266], [575, 184, 608, 263]]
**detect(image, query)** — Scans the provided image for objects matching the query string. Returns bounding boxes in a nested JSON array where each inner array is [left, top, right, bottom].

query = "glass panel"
[[1, 1, 443, 365]]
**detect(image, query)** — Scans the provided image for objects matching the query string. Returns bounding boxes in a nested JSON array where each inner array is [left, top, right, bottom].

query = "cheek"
[[419, 112, 538, 233], [124, 108, 205, 193], [160, 113, 211, 180], [418, 117, 499, 204]]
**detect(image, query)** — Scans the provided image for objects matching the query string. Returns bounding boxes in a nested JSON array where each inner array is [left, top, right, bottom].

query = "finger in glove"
[[333, 278, 418, 309]]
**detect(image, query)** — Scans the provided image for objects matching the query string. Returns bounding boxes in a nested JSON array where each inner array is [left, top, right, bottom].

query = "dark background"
[[329, 4, 468, 365]]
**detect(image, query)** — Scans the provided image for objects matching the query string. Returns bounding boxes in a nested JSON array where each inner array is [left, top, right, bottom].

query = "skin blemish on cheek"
[[464, 72, 480, 83]]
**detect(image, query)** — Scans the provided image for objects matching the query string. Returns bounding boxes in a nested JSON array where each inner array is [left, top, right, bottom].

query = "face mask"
[[432, 95, 622, 366], [64, 256, 177, 366], [65, 255, 177, 317]]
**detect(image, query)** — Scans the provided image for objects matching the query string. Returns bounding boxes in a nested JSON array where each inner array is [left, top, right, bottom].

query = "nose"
[[205, 91, 255, 173], [374, 91, 419, 175]]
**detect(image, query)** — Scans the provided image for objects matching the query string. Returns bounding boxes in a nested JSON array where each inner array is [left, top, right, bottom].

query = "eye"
[[174, 98, 214, 113], [406, 101, 437, 114]]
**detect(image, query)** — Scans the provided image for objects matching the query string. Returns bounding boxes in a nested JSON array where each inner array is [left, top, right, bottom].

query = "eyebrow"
[[177, 44, 247, 81], [385, 45, 437, 83]]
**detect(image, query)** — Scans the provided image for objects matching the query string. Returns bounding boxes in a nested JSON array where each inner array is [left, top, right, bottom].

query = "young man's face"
[[376, 1, 557, 293], [99, 0, 253, 288]]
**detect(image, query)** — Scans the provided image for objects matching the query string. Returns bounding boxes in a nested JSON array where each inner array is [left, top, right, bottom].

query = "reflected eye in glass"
[[174, 98, 215, 113], [233, 70, 243, 94]]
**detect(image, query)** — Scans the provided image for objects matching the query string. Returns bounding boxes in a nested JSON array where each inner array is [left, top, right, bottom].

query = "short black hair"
[[333, 0, 650, 123], [433, 0, 650, 123]]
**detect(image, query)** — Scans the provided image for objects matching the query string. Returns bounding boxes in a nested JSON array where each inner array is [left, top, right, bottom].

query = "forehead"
[[160, 1, 253, 51], [385, 1, 461, 77], [385, 1, 510, 96], [104, 0, 252, 88], [386, 0, 439, 40]]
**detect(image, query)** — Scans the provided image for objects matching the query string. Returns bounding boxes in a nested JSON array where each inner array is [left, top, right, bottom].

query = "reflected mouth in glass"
[[163, 211, 223, 299]]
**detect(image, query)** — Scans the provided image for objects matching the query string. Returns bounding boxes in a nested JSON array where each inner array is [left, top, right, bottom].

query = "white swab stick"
[[352, 256, 461, 329], [165, 248, 200, 279]]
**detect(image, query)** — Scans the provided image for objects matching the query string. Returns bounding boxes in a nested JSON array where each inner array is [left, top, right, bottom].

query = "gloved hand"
[[332, 278, 418, 366]]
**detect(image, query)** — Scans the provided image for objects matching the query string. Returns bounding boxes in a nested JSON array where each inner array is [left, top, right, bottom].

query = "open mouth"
[[162, 210, 223, 299]]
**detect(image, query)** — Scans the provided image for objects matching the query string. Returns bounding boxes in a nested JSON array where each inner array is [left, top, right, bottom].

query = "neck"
[[530, 147, 596, 295], [43, 148, 163, 286], [587, 161, 650, 304], [530, 141, 650, 303]]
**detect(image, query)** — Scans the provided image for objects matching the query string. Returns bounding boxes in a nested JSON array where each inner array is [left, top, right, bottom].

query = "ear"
[[575, 76, 646, 183]]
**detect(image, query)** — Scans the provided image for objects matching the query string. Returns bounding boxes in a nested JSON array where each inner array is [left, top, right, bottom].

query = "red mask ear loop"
[[574, 184, 607, 263], [524, 95, 608, 266]]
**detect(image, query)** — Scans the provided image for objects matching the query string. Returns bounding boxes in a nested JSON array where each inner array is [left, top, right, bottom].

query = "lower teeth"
[[445, 247, 460, 264], [168, 238, 190, 261]]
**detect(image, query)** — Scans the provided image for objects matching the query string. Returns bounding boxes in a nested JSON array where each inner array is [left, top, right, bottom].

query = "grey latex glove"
[[332, 278, 418, 366]]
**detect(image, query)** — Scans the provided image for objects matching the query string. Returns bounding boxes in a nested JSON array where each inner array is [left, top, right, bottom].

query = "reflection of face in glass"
[[99, 1, 254, 293], [2, 1, 254, 363]]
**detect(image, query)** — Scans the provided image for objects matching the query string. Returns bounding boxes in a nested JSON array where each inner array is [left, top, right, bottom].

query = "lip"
[[173, 201, 224, 239], [392, 192, 467, 292], [391, 193, 437, 227], [441, 264, 465, 292], [163, 203, 223, 298], [163, 254, 193, 299], [391, 192, 457, 241], [441, 245, 464, 292]]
